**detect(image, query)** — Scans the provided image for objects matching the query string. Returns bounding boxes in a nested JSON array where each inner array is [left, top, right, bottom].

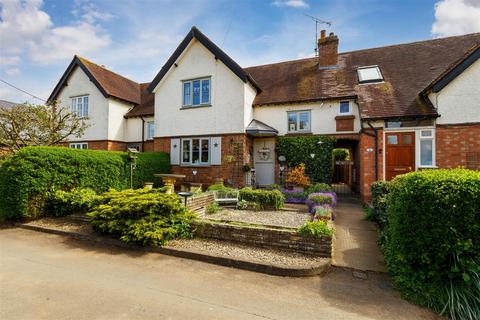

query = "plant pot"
[[143, 182, 154, 189]]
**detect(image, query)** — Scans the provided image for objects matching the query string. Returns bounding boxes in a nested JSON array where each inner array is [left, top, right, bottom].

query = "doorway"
[[253, 138, 275, 186], [385, 132, 415, 180]]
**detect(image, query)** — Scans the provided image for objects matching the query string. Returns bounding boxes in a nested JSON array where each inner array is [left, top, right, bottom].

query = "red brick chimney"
[[318, 30, 339, 69]]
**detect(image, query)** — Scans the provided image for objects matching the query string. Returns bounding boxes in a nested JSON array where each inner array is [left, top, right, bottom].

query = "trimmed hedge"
[[239, 187, 285, 210], [46, 188, 100, 217], [88, 188, 196, 246], [383, 169, 480, 319], [276, 136, 335, 183], [133, 152, 170, 188], [366, 181, 391, 229], [0, 147, 170, 220]]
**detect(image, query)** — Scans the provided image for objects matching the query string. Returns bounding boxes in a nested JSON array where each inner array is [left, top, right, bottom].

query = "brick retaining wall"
[[193, 220, 332, 257], [186, 193, 215, 213]]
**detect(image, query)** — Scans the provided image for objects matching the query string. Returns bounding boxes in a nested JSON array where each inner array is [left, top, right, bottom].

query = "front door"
[[385, 132, 415, 180], [253, 138, 275, 186]]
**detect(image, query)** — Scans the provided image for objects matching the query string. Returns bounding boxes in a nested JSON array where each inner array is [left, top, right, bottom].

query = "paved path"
[[333, 199, 387, 272], [0, 228, 439, 320]]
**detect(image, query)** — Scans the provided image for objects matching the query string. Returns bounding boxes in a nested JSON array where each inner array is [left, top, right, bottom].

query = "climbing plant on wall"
[[276, 136, 335, 184]]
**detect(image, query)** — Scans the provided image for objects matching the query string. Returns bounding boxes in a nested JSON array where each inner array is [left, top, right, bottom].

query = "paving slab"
[[332, 199, 387, 272]]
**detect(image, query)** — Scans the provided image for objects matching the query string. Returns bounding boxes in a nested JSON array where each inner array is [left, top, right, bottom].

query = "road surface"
[[0, 228, 439, 320]]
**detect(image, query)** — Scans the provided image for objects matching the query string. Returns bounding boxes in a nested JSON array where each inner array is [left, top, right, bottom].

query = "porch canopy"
[[246, 119, 278, 137]]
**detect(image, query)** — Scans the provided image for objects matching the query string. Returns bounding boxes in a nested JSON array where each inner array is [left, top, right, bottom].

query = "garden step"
[[68, 214, 90, 223]]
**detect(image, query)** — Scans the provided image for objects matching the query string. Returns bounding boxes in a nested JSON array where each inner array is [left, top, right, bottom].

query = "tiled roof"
[[245, 33, 480, 119], [78, 57, 141, 105], [124, 83, 154, 118]]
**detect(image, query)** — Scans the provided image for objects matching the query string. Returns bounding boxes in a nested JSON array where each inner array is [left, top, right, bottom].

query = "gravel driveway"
[[202, 209, 311, 228]]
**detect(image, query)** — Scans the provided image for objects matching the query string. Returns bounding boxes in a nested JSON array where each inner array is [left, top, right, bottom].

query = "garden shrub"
[[298, 220, 333, 238], [264, 184, 281, 190], [333, 148, 349, 161], [285, 163, 311, 187], [276, 135, 335, 183], [0, 147, 170, 220], [208, 183, 238, 199], [282, 190, 307, 204], [236, 199, 248, 210], [306, 192, 337, 214], [305, 183, 332, 194], [313, 206, 332, 221], [383, 169, 480, 320], [88, 188, 196, 246], [205, 202, 222, 215], [46, 188, 100, 217], [366, 180, 391, 228], [239, 187, 285, 210]]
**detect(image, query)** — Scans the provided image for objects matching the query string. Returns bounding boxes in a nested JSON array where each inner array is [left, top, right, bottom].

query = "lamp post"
[[127, 148, 139, 189]]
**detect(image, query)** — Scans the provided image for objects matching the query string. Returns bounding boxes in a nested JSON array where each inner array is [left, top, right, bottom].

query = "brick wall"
[[358, 130, 384, 202], [154, 134, 252, 188], [185, 192, 215, 213], [194, 220, 332, 257], [436, 123, 480, 170]]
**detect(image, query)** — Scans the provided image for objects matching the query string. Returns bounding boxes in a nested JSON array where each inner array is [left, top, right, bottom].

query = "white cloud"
[[5, 68, 21, 76], [432, 0, 480, 37], [0, 0, 111, 65], [272, 0, 309, 9]]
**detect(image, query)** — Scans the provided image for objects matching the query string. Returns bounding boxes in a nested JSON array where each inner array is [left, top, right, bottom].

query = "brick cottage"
[[48, 27, 480, 201]]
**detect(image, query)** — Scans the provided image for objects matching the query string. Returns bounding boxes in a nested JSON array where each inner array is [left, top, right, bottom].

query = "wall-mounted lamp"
[[310, 153, 315, 159]]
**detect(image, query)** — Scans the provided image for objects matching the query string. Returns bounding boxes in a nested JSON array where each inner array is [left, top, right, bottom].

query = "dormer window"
[[339, 101, 351, 114], [357, 65, 383, 83]]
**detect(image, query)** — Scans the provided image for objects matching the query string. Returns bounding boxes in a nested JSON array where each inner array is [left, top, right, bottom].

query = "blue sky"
[[1, 0, 479, 103]]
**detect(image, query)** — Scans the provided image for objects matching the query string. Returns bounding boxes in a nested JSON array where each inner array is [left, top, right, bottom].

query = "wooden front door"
[[385, 132, 415, 180]]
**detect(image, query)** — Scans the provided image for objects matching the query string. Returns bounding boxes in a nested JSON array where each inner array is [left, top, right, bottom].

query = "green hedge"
[[366, 181, 391, 229], [276, 136, 335, 183], [46, 188, 100, 217], [239, 187, 285, 210], [88, 188, 196, 246], [133, 152, 170, 188], [383, 169, 480, 319], [0, 147, 170, 220]]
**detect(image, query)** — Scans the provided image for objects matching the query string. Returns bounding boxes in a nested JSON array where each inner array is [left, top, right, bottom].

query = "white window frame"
[[287, 110, 311, 133], [71, 95, 89, 118], [417, 129, 436, 168], [182, 77, 211, 107], [339, 101, 352, 115], [69, 142, 88, 149], [146, 121, 155, 140], [181, 138, 210, 165], [382, 126, 437, 179], [357, 65, 383, 83]]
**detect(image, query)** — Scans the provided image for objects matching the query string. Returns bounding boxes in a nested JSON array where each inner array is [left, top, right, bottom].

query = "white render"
[[107, 98, 134, 141], [252, 100, 361, 135], [124, 116, 155, 142], [55, 67, 109, 141], [428, 59, 480, 125], [153, 40, 254, 137]]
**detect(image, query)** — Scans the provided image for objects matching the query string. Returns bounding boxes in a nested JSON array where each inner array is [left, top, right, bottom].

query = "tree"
[[0, 102, 89, 152]]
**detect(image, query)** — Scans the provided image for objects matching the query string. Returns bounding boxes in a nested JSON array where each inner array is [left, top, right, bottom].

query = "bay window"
[[181, 138, 210, 165], [182, 78, 210, 107]]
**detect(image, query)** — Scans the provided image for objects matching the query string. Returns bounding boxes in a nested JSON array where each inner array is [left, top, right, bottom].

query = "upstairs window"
[[146, 121, 155, 140], [287, 110, 311, 132], [339, 101, 351, 114], [183, 78, 210, 107], [71, 95, 89, 117], [357, 66, 383, 83]]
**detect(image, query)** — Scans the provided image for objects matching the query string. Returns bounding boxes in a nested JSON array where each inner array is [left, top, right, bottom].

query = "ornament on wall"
[[258, 141, 271, 161]]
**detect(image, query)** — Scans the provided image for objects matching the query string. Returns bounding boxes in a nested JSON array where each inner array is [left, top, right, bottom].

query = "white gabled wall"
[[107, 98, 134, 141], [429, 59, 480, 125], [153, 40, 248, 137], [252, 100, 361, 135], [55, 66, 109, 141]]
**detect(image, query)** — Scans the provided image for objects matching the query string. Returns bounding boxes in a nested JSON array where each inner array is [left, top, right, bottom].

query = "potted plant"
[[285, 163, 311, 192]]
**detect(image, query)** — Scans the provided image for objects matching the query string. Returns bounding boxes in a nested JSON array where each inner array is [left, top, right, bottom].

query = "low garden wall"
[[186, 193, 215, 213], [193, 220, 332, 257]]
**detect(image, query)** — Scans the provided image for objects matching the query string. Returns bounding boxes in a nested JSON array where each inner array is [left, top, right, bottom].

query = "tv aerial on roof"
[[304, 14, 332, 56]]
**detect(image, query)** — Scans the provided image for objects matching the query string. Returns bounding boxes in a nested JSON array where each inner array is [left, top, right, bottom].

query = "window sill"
[[180, 104, 212, 110], [418, 165, 438, 169], [180, 163, 211, 167], [286, 131, 312, 135]]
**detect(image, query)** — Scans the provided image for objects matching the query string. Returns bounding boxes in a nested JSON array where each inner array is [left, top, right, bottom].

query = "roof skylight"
[[357, 65, 383, 83]]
